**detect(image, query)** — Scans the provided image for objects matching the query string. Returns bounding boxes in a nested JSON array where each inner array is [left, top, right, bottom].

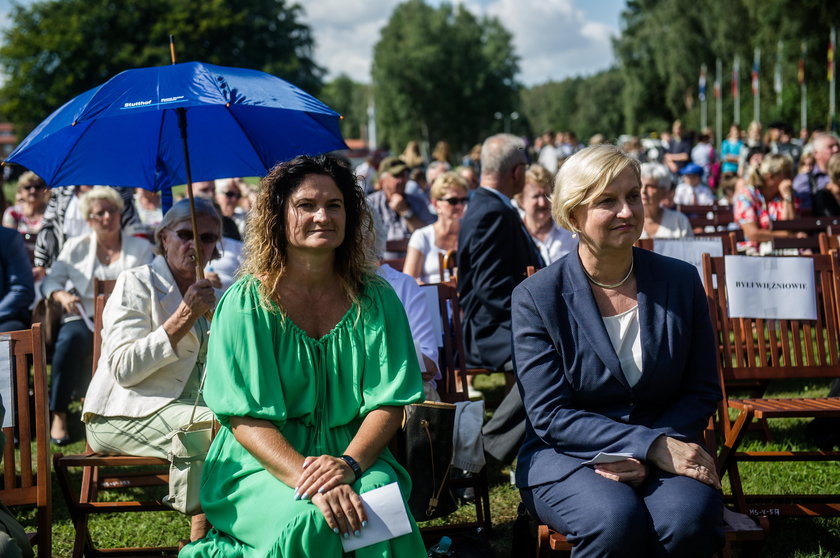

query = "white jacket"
[[83, 256, 220, 420], [41, 232, 154, 316]]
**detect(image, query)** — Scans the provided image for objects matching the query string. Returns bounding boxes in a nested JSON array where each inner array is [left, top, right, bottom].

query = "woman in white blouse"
[[403, 171, 468, 283], [41, 187, 154, 445], [638, 163, 694, 240], [516, 164, 576, 264]]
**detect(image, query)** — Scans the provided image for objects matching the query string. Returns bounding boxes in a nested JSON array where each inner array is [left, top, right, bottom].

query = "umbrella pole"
[[176, 107, 205, 280]]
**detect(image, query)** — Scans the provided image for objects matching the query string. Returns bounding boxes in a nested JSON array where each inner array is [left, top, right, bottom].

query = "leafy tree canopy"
[[0, 0, 324, 132], [372, 0, 519, 154]]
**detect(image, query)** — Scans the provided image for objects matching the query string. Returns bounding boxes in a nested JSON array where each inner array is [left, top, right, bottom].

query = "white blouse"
[[601, 305, 643, 387]]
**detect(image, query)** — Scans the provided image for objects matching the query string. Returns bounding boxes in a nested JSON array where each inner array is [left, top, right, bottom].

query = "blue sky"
[[0, 0, 627, 85]]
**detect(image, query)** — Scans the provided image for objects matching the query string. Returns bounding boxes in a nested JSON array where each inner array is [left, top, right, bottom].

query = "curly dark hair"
[[241, 154, 377, 309]]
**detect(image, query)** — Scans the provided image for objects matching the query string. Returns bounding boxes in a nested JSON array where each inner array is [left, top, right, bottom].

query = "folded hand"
[[647, 436, 721, 489], [593, 458, 648, 487], [295, 454, 355, 501]]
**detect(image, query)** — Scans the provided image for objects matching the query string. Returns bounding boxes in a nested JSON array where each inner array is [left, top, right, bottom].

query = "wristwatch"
[[339, 454, 363, 482], [400, 208, 414, 219]]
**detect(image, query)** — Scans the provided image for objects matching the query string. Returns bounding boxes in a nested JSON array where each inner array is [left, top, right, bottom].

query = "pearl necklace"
[[582, 257, 634, 289]]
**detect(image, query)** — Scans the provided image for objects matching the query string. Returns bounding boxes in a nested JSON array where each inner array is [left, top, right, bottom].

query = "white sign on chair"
[[0, 337, 13, 428], [724, 256, 817, 320], [652, 237, 724, 286]]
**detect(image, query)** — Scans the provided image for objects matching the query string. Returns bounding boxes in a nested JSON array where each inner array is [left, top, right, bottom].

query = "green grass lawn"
[[12, 374, 840, 557]]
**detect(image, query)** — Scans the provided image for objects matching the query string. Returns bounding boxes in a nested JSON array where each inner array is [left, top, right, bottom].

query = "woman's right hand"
[[310, 484, 367, 538], [181, 278, 216, 318], [647, 435, 721, 489], [52, 290, 81, 314]]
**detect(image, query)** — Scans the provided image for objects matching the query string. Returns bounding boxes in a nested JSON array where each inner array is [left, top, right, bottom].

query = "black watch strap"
[[339, 454, 363, 482]]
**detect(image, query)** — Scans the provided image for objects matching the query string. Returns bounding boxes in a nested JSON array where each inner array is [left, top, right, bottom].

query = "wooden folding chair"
[[702, 252, 840, 517], [54, 278, 179, 557], [636, 234, 737, 255], [768, 217, 840, 252], [531, 413, 769, 558], [438, 249, 457, 285], [416, 282, 492, 535], [818, 229, 839, 255], [0, 324, 52, 556]]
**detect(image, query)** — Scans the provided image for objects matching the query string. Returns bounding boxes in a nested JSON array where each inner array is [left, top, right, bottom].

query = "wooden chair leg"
[[537, 524, 551, 558]]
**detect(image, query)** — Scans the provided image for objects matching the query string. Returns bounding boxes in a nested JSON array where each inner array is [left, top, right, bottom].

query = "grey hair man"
[[457, 133, 544, 464], [793, 132, 840, 208]]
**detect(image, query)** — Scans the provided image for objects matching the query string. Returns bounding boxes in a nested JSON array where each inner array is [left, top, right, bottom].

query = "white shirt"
[[204, 237, 243, 291], [377, 264, 440, 383], [639, 208, 694, 239], [538, 144, 558, 174], [674, 182, 715, 206], [407, 224, 447, 284], [530, 224, 577, 265], [602, 305, 643, 387]]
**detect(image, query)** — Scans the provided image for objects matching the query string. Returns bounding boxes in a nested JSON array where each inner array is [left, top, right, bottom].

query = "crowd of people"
[[0, 121, 838, 557]]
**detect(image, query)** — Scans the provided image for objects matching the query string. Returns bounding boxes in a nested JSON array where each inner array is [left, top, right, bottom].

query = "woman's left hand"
[[647, 436, 721, 489], [778, 178, 794, 198], [593, 458, 648, 487], [295, 454, 355, 500], [310, 484, 367, 538]]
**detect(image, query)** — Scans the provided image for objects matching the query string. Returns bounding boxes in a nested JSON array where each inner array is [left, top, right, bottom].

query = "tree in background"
[[372, 0, 519, 153], [613, 0, 839, 136], [0, 0, 323, 134], [319, 75, 370, 141]]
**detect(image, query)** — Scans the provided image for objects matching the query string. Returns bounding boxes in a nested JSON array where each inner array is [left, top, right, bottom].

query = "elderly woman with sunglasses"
[[3, 171, 50, 263], [81, 197, 222, 539], [41, 187, 154, 445], [403, 171, 469, 284]]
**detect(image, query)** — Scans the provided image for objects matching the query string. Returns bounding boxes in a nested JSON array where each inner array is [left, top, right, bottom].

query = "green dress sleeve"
[[204, 278, 286, 428], [358, 280, 425, 415]]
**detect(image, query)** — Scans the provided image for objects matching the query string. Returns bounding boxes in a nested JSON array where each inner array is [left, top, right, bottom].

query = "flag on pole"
[[699, 66, 707, 101], [774, 41, 783, 100], [829, 30, 835, 81], [733, 55, 740, 99], [799, 41, 806, 85], [752, 48, 760, 96], [714, 70, 721, 100]]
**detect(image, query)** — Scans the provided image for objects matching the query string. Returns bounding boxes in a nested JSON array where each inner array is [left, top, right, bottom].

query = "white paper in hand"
[[581, 452, 635, 466], [340, 482, 412, 553]]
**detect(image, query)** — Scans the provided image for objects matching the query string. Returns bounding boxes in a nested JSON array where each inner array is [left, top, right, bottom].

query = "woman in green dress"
[[181, 155, 427, 557]]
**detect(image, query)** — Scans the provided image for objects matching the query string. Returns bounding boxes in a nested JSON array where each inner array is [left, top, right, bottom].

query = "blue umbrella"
[[4, 60, 346, 274], [4, 61, 346, 200]]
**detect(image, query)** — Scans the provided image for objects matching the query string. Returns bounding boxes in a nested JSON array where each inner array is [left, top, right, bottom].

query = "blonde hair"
[[748, 153, 793, 189], [401, 140, 424, 169], [551, 144, 640, 232], [524, 164, 553, 190], [240, 155, 377, 312], [17, 171, 45, 192], [79, 186, 124, 219], [430, 171, 468, 200]]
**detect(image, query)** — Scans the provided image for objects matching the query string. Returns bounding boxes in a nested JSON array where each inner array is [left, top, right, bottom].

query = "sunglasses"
[[23, 184, 45, 191], [173, 229, 220, 245], [438, 197, 469, 206], [223, 191, 241, 199], [88, 208, 119, 219]]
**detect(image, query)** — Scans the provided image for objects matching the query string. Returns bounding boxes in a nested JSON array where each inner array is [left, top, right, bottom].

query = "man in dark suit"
[[457, 133, 543, 463]]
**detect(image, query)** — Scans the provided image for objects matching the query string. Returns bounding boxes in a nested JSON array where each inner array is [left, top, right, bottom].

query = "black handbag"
[[398, 401, 458, 521]]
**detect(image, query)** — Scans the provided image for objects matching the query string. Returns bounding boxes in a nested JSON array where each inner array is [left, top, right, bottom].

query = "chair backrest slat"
[[0, 324, 51, 553], [702, 253, 840, 386]]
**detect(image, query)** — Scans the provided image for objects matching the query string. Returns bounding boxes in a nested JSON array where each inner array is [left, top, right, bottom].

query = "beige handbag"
[[163, 373, 213, 515]]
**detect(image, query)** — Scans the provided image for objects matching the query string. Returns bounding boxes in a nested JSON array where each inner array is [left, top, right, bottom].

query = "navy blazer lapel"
[[633, 248, 669, 391], [561, 255, 629, 389]]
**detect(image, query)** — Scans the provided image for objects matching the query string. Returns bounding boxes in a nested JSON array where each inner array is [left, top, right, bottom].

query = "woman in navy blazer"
[[512, 145, 724, 557]]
